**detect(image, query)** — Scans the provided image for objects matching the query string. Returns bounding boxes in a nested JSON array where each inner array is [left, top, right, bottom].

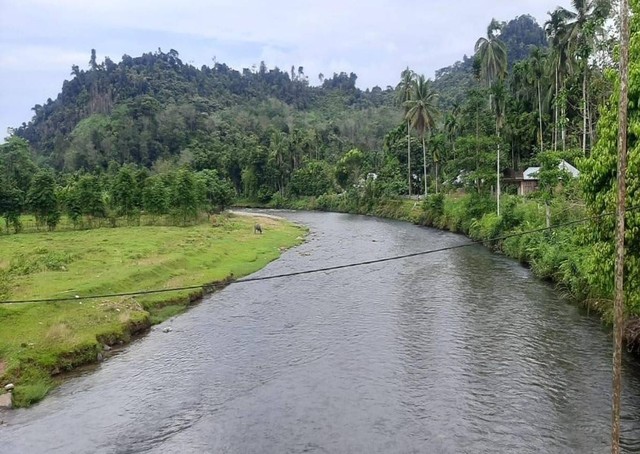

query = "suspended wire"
[[1, 205, 636, 305]]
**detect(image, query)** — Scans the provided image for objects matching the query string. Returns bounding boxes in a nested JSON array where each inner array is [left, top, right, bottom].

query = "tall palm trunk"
[[496, 128, 501, 216], [582, 66, 588, 155], [554, 66, 559, 152], [476, 110, 481, 192], [588, 89, 595, 152], [561, 85, 567, 152], [422, 135, 428, 196], [407, 120, 412, 196], [537, 80, 544, 153]]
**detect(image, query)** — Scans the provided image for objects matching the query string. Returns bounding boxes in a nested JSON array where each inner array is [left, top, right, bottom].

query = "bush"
[[422, 193, 445, 225], [269, 192, 286, 208]]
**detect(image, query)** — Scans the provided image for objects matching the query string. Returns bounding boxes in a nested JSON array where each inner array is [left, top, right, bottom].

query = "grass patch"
[[148, 304, 188, 324], [0, 213, 305, 406]]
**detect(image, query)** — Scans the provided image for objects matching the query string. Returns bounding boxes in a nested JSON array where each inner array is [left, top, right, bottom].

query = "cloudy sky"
[[0, 0, 568, 139]]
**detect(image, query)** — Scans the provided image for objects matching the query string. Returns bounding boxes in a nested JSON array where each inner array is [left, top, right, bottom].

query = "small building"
[[503, 160, 580, 196]]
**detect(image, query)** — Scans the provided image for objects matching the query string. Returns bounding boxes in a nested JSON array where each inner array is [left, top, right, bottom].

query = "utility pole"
[[612, 0, 630, 452]]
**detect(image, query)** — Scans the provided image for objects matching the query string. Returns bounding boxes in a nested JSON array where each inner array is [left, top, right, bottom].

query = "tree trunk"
[[612, 1, 630, 451], [407, 120, 412, 196], [545, 203, 551, 228], [538, 80, 544, 153], [476, 110, 481, 192], [554, 66, 559, 152], [496, 129, 501, 216], [588, 88, 595, 154], [422, 135, 428, 196], [561, 88, 567, 152], [583, 66, 588, 156]]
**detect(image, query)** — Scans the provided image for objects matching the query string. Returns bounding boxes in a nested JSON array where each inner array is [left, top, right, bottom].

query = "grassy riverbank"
[[0, 214, 305, 407]]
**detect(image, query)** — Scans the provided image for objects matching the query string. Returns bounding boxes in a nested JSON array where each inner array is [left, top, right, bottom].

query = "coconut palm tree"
[[405, 75, 439, 196], [475, 19, 508, 92], [557, 0, 611, 154], [396, 67, 415, 195], [612, 1, 630, 450], [269, 131, 290, 196], [444, 102, 460, 160], [545, 8, 574, 152], [476, 19, 508, 214], [528, 48, 547, 153], [491, 81, 507, 215]]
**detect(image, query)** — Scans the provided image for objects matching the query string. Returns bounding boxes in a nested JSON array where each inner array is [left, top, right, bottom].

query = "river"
[[2, 211, 640, 453]]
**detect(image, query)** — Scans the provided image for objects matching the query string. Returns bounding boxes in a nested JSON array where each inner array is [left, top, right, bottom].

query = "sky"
[[0, 0, 569, 140]]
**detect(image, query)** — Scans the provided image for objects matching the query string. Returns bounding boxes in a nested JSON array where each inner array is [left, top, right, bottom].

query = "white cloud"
[[0, 45, 87, 71]]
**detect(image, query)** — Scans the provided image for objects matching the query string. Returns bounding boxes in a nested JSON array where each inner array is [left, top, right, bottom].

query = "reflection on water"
[[2, 211, 640, 453]]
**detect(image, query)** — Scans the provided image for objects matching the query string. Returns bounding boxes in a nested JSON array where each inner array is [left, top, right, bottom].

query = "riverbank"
[[236, 192, 640, 349], [0, 213, 305, 407]]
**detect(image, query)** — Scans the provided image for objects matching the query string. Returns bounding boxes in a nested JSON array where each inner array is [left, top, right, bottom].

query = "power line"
[[0, 205, 635, 305]]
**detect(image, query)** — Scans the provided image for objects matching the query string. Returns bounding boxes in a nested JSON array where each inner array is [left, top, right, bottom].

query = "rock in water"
[[0, 393, 12, 409]]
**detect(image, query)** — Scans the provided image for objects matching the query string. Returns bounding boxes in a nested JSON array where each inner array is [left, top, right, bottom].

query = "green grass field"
[[0, 213, 305, 407]]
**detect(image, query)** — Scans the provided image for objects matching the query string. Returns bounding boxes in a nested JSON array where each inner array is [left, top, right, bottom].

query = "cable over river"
[[2, 211, 640, 453]]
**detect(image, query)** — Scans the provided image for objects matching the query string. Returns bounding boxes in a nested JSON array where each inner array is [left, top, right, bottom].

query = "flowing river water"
[[2, 210, 640, 453]]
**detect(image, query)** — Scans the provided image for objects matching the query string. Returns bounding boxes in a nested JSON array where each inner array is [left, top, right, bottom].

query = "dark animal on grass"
[[254, 223, 263, 234]]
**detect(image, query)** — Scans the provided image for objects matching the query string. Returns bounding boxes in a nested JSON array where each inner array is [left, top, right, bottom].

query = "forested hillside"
[[2, 3, 617, 220], [15, 49, 398, 176]]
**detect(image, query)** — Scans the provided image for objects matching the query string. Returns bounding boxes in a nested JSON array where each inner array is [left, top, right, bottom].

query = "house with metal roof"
[[504, 160, 580, 196]]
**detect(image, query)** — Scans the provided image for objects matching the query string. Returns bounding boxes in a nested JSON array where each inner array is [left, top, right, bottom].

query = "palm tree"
[[405, 75, 439, 196], [557, 0, 611, 154], [475, 19, 508, 92], [429, 133, 447, 194], [491, 81, 507, 216], [545, 8, 574, 152], [528, 48, 547, 153], [444, 102, 460, 160], [612, 1, 630, 450], [396, 67, 415, 195], [269, 131, 290, 196], [476, 18, 508, 214]]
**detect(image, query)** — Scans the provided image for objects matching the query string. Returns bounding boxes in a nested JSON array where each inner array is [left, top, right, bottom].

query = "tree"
[[475, 19, 508, 91], [397, 67, 415, 195], [444, 102, 461, 159], [142, 175, 169, 217], [545, 8, 574, 152], [111, 165, 138, 218], [558, 0, 612, 154], [75, 174, 106, 222], [335, 149, 364, 190], [289, 161, 335, 197], [581, 0, 638, 367], [269, 131, 291, 196], [197, 169, 235, 214], [491, 81, 507, 215], [476, 19, 509, 213], [171, 169, 199, 224], [27, 170, 60, 230], [0, 182, 24, 233], [611, 0, 630, 450], [0, 136, 37, 194], [528, 47, 547, 153], [405, 75, 439, 195]]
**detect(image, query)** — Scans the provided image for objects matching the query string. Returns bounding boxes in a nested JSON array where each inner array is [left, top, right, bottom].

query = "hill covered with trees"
[[2, 3, 617, 222]]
